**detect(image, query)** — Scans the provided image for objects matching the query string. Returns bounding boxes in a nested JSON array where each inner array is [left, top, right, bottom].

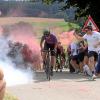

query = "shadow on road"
[[76, 78, 96, 82], [33, 71, 86, 83]]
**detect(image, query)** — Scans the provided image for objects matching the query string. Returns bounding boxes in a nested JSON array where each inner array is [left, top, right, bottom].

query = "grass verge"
[[3, 93, 19, 100]]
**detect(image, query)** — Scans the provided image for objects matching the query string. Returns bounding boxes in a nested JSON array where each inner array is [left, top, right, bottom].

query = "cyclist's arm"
[[40, 36, 45, 50], [54, 36, 58, 49], [54, 43, 57, 49]]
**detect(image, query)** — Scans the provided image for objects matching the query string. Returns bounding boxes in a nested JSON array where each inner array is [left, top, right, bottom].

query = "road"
[[7, 71, 100, 100]]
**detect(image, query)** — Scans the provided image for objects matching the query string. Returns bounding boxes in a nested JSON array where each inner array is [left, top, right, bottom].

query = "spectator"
[[0, 68, 6, 100], [74, 26, 100, 79]]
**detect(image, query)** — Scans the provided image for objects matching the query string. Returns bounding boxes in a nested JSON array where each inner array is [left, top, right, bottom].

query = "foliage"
[[0, 1, 66, 18], [31, 20, 80, 37], [42, 0, 100, 28], [42, 0, 64, 4], [3, 93, 18, 100]]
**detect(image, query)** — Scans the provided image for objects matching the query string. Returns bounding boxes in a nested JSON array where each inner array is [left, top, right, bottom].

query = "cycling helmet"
[[43, 30, 50, 36]]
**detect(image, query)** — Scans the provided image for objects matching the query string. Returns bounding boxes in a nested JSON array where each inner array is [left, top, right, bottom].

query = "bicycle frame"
[[44, 50, 51, 81]]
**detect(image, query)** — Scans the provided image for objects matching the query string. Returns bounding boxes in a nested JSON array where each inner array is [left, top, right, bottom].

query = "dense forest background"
[[0, 0, 75, 21]]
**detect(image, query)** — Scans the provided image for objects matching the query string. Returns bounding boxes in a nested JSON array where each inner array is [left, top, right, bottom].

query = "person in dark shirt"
[[40, 30, 57, 75]]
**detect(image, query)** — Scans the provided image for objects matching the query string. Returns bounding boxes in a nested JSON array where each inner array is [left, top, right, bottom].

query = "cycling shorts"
[[44, 42, 56, 56], [88, 51, 98, 61]]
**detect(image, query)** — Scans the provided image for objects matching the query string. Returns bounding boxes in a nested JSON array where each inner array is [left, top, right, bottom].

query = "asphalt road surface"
[[7, 71, 100, 100]]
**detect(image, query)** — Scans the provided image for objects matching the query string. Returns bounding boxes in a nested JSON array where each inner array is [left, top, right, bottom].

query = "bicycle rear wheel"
[[45, 65, 51, 81], [45, 56, 51, 81]]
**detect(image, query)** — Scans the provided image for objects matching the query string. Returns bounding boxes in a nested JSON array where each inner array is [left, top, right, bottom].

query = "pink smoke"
[[59, 30, 75, 46], [10, 29, 40, 52], [7, 22, 41, 70]]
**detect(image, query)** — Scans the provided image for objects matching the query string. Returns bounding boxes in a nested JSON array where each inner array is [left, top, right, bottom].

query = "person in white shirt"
[[70, 41, 79, 73], [93, 32, 100, 76], [74, 26, 100, 79]]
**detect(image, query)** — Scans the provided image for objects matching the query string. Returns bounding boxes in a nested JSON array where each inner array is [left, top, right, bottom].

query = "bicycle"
[[42, 49, 53, 81]]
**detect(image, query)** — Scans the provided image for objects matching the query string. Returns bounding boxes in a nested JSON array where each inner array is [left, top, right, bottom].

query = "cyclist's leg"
[[50, 45, 56, 76], [51, 55, 55, 75], [42, 43, 49, 69], [60, 53, 66, 71], [55, 54, 59, 72], [59, 55, 63, 72], [55, 53, 61, 72]]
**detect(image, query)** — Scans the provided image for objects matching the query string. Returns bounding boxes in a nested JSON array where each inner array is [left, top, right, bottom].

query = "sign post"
[[82, 15, 99, 32]]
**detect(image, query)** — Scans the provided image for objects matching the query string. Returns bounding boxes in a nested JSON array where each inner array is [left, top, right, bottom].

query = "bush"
[[3, 93, 19, 100]]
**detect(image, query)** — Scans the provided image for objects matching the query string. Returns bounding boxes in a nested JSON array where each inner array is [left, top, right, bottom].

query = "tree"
[[41, 0, 100, 28], [42, 0, 63, 4]]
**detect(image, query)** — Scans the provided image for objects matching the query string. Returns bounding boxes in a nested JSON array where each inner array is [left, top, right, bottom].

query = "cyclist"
[[55, 42, 63, 72], [40, 30, 57, 76]]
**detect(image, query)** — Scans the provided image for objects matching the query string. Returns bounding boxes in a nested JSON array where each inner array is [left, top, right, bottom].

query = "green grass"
[[3, 93, 19, 100], [32, 21, 79, 29], [54, 21, 80, 31], [32, 21, 80, 36]]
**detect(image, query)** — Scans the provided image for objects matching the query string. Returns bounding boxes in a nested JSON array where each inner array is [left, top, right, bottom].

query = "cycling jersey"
[[41, 34, 57, 45], [56, 46, 63, 55]]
